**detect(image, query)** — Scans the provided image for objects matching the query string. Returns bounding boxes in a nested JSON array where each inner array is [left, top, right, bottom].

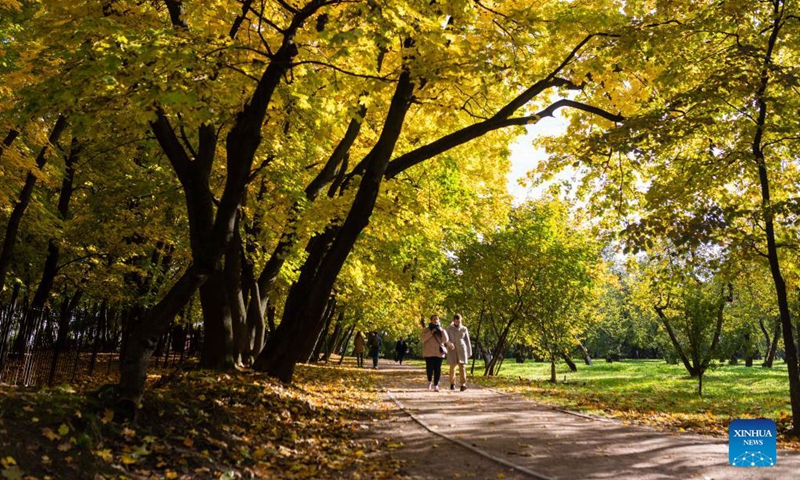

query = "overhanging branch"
[[384, 99, 623, 178]]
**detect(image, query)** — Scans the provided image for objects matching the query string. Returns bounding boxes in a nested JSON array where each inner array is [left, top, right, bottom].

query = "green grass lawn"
[[454, 358, 797, 446]]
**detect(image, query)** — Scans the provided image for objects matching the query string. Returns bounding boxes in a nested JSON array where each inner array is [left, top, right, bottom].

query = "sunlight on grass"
[[467, 359, 798, 448]]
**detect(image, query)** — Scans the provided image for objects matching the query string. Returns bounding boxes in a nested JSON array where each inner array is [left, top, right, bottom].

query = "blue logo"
[[729, 419, 777, 467]]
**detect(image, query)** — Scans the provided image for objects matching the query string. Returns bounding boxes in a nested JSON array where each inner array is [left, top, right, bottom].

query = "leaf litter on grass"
[[0, 362, 400, 479]]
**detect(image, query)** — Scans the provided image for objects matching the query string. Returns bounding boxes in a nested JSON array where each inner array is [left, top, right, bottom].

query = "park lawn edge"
[[466, 359, 800, 451]]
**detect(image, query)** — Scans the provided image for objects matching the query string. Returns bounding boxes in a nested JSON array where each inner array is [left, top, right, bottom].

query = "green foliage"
[[444, 197, 601, 375]]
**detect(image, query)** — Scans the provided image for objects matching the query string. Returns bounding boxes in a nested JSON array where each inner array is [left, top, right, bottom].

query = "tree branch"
[[149, 108, 192, 186], [291, 60, 395, 81], [0, 129, 19, 164], [384, 98, 623, 178], [493, 33, 619, 120], [230, 0, 255, 39], [163, 0, 188, 28]]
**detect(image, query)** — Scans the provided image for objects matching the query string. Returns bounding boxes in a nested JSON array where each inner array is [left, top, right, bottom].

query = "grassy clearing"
[[461, 358, 799, 448], [0, 360, 399, 480]]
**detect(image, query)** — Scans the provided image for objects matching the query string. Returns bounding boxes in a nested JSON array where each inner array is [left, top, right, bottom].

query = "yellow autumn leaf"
[[100, 409, 114, 424], [94, 449, 113, 462]]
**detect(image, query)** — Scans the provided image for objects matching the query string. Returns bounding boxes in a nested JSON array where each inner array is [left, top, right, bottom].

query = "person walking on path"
[[421, 315, 449, 392], [395, 339, 408, 364], [353, 331, 366, 368], [368, 330, 383, 369], [446, 314, 472, 391]]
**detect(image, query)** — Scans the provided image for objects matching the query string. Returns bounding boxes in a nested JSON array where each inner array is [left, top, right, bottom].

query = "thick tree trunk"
[[253, 69, 414, 383], [118, 2, 321, 400], [0, 115, 67, 293], [242, 106, 366, 354], [119, 266, 212, 404], [199, 269, 235, 369], [224, 217, 249, 366]]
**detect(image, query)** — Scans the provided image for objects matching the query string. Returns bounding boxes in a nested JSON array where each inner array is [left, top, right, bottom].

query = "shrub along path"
[[373, 363, 800, 480]]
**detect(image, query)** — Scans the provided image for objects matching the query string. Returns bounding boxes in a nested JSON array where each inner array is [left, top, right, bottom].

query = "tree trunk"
[[750, 3, 800, 434], [561, 352, 578, 372], [322, 311, 343, 363], [332, 314, 350, 355], [698, 370, 704, 396], [118, 3, 322, 402], [0, 115, 67, 294], [48, 290, 82, 385], [253, 68, 415, 383], [224, 216, 249, 366], [12, 138, 80, 354], [307, 297, 336, 363], [578, 342, 593, 366], [337, 324, 356, 365], [199, 268, 235, 369], [484, 317, 514, 376], [654, 306, 700, 377], [0, 283, 21, 372], [550, 353, 557, 383], [763, 318, 780, 367], [470, 309, 484, 376]]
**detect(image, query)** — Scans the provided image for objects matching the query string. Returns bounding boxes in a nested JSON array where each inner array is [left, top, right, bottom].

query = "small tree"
[[649, 265, 732, 396], [446, 198, 599, 381]]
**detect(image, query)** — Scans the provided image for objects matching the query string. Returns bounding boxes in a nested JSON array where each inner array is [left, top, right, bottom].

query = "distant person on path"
[[395, 339, 408, 364], [368, 330, 383, 369], [353, 331, 366, 368], [421, 315, 449, 392], [446, 314, 472, 391]]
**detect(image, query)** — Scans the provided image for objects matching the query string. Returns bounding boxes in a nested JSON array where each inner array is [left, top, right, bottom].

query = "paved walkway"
[[371, 363, 800, 480]]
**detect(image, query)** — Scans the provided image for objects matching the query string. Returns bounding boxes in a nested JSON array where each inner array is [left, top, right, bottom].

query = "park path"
[[367, 363, 800, 480]]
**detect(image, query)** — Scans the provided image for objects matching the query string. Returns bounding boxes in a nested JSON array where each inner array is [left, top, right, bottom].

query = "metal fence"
[[0, 302, 201, 387]]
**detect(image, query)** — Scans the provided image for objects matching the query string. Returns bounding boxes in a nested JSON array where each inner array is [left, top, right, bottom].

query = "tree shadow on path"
[[372, 362, 800, 480]]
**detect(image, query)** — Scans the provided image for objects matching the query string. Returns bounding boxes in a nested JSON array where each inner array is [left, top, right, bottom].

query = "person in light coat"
[[421, 315, 449, 392], [446, 314, 472, 391], [353, 331, 366, 368]]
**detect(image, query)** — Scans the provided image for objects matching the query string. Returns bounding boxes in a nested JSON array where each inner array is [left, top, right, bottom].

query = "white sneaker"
[[434, 385, 440, 392], [428, 382, 433, 390]]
